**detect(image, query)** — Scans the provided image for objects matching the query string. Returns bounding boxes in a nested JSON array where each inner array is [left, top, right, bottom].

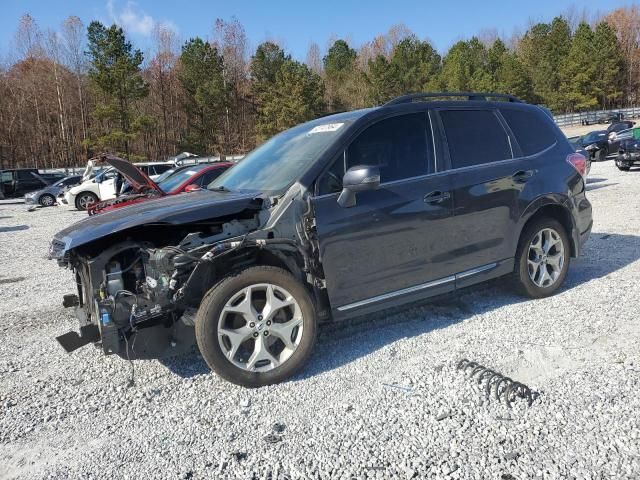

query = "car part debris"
[[382, 383, 414, 392], [456, 359, 535, 408], [263, 433, 282, 444]]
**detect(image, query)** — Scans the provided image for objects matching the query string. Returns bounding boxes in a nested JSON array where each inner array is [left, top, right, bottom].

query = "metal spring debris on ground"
[[457, 359, 536, 408]]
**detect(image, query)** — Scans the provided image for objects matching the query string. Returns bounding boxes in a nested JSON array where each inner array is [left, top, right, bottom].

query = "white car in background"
[[63, 161, 174, 210]]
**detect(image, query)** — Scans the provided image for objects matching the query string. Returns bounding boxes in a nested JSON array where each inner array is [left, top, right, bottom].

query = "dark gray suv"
[[50, 92, 592, 387]]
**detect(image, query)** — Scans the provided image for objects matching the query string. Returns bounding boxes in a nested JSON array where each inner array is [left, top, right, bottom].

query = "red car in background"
[[88, 157, 232, 215]]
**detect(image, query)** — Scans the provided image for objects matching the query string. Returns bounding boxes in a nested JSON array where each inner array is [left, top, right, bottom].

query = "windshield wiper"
[[209, 185, 230, 192]]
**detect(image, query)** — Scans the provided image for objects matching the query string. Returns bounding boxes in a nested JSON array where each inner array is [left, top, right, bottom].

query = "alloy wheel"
[[217, 283, 304, 372], [40, 195, 55, 206], [78, 194, 96, 210], [527, 228, 565, 288]]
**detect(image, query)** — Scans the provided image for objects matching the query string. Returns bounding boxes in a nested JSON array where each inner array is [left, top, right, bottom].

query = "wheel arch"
[[518, 199, 578, 257], [181, 245, 332, 320]]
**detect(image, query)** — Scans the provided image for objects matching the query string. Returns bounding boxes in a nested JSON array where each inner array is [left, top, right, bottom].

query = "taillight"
[[567, 153, 587, 177]]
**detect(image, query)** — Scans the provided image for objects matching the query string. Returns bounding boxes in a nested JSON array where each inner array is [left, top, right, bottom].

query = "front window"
[[208, 120, 351, 194]]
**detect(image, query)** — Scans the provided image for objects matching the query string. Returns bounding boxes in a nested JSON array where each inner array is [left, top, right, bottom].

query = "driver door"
[[311, 112, 456, 316]]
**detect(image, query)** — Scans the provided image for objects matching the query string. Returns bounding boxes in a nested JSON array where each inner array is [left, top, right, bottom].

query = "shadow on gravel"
[[586, 177, 607, 184], [0, 216, 13, 220], [158, 232, 640, 380], [160, 350, 209, 378], [0, 276, 26, 284], [297, 232, 640, 380], [587, 183, 618, 192], [0, 225, 29, 232]]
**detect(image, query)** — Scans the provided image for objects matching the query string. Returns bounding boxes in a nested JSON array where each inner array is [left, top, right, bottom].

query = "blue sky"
[[1, 0, 631, 61]]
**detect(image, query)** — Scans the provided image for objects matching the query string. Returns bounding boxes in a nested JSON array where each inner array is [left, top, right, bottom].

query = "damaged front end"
[[49, 185, 325, 361], [54, 218, 261, 359]]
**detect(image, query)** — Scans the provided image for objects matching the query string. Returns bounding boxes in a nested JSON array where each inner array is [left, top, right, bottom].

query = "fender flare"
[[516, 195, 579, 257]]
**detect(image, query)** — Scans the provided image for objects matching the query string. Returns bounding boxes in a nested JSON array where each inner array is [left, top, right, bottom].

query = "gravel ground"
[[1, 162, 639, 479]]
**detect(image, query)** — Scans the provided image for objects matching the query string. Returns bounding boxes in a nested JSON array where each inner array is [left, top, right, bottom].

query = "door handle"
[[512, 170, 534, 183], [424, 191, 450, 204]]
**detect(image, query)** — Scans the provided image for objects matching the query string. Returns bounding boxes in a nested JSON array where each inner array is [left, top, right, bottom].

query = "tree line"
[[1, 6, 639, 169]]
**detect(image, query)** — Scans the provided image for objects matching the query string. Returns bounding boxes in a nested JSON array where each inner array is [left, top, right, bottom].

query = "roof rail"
[[383, 92, 524, 106]]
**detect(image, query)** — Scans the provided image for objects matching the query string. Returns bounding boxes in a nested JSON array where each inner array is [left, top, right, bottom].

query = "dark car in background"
[[598, 111, 624, 124], [0, 168, 65, 198], [573, 130, 611, 161], [24, 175, 82, 206], [616, 137, 640, 171], [50, 92, 592, 387]]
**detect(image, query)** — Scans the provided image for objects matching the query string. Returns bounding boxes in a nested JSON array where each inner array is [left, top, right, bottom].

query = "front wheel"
[[195, 266, 317, 387], [514, 219, 570, 298], [39, 194, 56, 207], [75, 192, 98, 211]]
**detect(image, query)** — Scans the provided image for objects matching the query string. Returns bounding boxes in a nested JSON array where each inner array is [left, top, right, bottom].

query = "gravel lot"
[[1, 162, 639, 479]]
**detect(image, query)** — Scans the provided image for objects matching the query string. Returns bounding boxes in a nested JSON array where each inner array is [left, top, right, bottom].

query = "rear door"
[[436, 107, 529, 276], [17, 170, 45, 195], [311, 111, 456, 313]]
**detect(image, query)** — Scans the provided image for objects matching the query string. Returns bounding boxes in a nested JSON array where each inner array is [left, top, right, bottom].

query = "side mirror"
[[184, 183, 201, 192], [95, 176, 103, 184], [337, 165, 380, 208]]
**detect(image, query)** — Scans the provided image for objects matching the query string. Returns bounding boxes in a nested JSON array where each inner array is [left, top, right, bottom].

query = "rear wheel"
[[39, 194, 55, 207], [75, 192, 98, 211], [195, 266, 317, 387], [514, 218, 570, 298]]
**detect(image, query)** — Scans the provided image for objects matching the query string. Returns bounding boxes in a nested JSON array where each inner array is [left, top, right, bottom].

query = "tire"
[[39, 194, 56, 207], [618, 166, 631, 171], [75, 192, 98, 211], [195, 266, 317, 387], [596, 146, 608, 162], [513, 218, 570, 299]]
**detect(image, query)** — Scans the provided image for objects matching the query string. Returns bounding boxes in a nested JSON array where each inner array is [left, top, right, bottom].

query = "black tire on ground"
[[596, 146, 609, 162], [39, 194, 56, 207], [513, 218, 571, 299], [195, 265, 317, 387], [75, 192, 98, 210], [617, 165, 631, 171]]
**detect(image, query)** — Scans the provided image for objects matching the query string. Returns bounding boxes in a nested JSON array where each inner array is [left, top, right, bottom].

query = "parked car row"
[[568, 121, 638, 170], [48, 92, 593, 387]]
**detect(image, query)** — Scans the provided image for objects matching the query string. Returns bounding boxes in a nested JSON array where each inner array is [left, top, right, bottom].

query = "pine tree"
[[86, 21, 150, 158], [440, 38, 491, 92], [323, 39, 358, 110], [251, 43, 324, 140], [389, 36, 441, 93], [559, 23, 598, 111], [178, 37, 228, 154], [593, 22, 625, 108]]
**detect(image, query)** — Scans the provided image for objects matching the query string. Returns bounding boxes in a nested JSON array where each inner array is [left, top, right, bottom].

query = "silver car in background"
[[24, 175, 82, 207]]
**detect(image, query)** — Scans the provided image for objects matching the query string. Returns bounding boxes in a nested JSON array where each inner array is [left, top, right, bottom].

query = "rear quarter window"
[[501, 108, 557, 156]]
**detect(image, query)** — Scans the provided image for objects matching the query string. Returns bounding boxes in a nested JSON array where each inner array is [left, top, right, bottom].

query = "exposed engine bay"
[[52, 189, 326, 360]]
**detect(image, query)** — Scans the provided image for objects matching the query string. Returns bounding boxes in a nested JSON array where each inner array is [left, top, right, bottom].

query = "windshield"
[[158, 165, 208, 193], [153, 167, 179, 184], [583, 132, 606, 142], [208, 120, 350, 194]]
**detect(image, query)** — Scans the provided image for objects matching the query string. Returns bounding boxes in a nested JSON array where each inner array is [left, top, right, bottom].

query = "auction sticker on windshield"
[[308, 123, 344, 135]]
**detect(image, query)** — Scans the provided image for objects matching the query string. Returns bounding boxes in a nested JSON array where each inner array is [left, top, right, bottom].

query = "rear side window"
[[440, 109, 512, 169], [347, 113, 431, 183], [501, 108, 557, 156]]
